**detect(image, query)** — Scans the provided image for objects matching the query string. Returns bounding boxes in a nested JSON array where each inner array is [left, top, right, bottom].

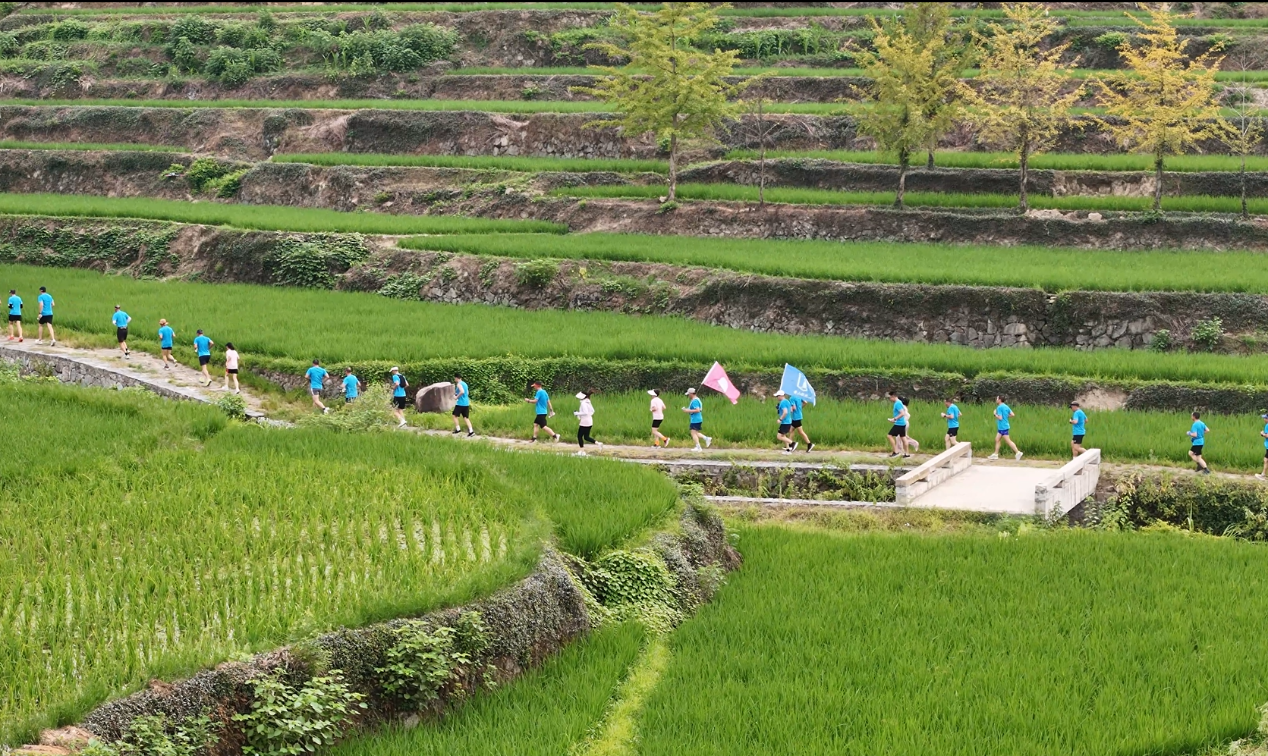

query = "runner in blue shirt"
[[524, 380, 560, 442], [6, 289, 22, 343], [1258, 412, 1268, 481], [941, 398, 961, 449], [1188, 411, 1210, 474], [990, 395, 1023, 461], [157, 319, 176, 369], [35, 287, 54, 345], [305, 358, 329, 414], [452, 372, 474, 437], [342, 367, 361, 404], [886, 390, 910, 458], [790, 396, 814, 453], [681, 387, 712, 451], [1069, 401, 1088, 458], [775, 390, 797, 453], [111, 305, 132, 358], [389, 366, 409, 428], [193, 329, 214, 386]]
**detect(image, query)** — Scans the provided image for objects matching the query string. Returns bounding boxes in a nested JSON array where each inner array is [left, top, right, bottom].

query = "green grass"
[[327, 623, 646, 756], [0, 194, 563, 235], [403, 232, 1268, 294], [724, 148, 1268, 174], [0, 140, 183, 153], [413, 392, 1268, 470], [553, 182, 1268, 213], [0, 380, 676, 745], [638, 525, 1268, 755], [7, 264, 1268, 388], [273, 152, 668, 174], [17, 3, 660, 16]]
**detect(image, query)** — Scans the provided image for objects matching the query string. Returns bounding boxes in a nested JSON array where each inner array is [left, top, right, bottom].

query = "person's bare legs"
[[1190, 448, 1209, 472], [38, 321, 53, 344], [1072, 439, 1085, 459], [311, 391, 327, 412]]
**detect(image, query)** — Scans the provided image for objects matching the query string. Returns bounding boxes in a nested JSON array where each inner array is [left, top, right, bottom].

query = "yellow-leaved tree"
[[854, 4, 964, 209], [968, 2, 1082, 212], [1093, 2, 1231, 212], [575, 2, 755, 202]]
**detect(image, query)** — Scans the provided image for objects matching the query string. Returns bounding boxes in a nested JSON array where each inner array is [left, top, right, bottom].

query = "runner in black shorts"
[[111, 305, 132, 357], [6, 289, 22, 343]]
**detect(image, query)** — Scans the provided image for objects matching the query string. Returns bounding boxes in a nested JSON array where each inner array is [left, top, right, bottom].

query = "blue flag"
[[780, 364, 816, 405]]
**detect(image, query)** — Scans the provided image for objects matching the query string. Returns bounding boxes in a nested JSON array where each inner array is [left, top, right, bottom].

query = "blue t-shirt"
[[392, 374, 406, 398], [996, 403, 1013, 431], [193, 335, 211, 356], [945, 404, 960, 429], [1071, 409, 1087, 436], [790, 398, 804, 422], [892, 400, 907, 426], [455, 380, 470, 407], [306, 366, 327, 390], [1262, 422, 1268, 450], [688, 397, 703, 423], [534, 388, 549, 414], [777, 398, 793, 424], [158, 325, 174, 348], [36, 293, 52, 316], [112, 311, 129, 328], [343, 374, 359, 398], [1190, 420, 1207, 446], [7, 295, 20, 316]]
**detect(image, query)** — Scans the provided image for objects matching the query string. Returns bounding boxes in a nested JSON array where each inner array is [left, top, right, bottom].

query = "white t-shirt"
[[650, 396, 666, 420], [224, 349, 239, 370]]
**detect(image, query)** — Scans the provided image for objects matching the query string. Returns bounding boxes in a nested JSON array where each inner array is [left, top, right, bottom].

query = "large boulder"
[[415, 381, 456, 413]]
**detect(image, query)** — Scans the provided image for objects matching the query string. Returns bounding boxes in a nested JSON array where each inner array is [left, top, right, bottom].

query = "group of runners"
[[11, 288, 1268, 474]]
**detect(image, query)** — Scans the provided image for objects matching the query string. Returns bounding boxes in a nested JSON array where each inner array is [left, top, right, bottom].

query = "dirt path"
[[0, 338, 271, 417]]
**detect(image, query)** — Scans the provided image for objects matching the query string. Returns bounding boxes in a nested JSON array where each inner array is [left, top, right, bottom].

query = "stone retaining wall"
[[2, 106, 1236, 161], [0, 346, 200, 402]]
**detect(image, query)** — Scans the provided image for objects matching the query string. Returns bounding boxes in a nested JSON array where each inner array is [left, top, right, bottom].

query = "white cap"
[[575, 392, 587, 399], [774, 389, 786, 397], [685, 387, 696, 395], [390, 366, 399, 372], [647, 389, 658, 396]]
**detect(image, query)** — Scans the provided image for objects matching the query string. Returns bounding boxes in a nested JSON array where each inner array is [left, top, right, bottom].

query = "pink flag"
[[702, 362, 741, 405]]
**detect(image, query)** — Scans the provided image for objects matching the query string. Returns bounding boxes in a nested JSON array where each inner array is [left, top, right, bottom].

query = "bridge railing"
[[895, 442, 972, 506], [1034, 449, 1101, 518]]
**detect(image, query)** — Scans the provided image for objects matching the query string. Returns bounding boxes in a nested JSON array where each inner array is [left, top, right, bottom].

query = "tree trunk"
[[667, 132, 678, 202], [1153, 153, 1164, 212], [927, 150, 935, 169], [1242, 149, 1249, 220], [895, 148, 909, 209], [1019, 148, 1029, 213]]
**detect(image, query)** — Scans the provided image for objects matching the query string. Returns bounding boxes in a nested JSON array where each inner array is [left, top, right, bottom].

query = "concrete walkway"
[[913, 466, 1055, 515], [0, 339, 269, 418]]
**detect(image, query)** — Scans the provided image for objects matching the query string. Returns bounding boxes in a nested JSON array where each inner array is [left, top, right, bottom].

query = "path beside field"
[[0, 339, 270, 417]]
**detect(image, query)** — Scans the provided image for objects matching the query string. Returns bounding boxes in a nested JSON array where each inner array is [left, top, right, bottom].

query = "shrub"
[[116, 713, 219, 756], [171, 15, 218, 45], [1094, 31, 1128, 50], [514, 259, 558, 288], [378, 272, 429, 300], [166, 36, 201, 74], [1149, 329, 1172, 353], [49, 20, 90, 42], [377, 612, 490, 708], [215, 392, 247, 420], [1192, 317, 1224, 352], [0, 32, 16, 57], [234, 670, 366, 756], [299, 383, 394, 432], [264, 235, 370, 289]]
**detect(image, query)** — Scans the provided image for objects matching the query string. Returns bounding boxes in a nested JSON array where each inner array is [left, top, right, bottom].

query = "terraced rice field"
[[0, 380, 675, 744], [637, 525, 1268, 755], [5, 264, 1268, 387], [406, 233, 1268, 293]]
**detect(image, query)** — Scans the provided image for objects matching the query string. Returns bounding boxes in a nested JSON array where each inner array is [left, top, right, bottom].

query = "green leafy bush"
[[377, 611, 490, 708], [171, 15, 217, 45], [514, 259, 558, 288], [49, 20, 90, 42], [204, 45, 282, 84], [0, 32, 19, 57], [1149, 329, 1172, 352], [166, 36, 201, 74], [234, 670, 366, 756], [1192, 317, 1224, 351], [377, 272, 430, 300], [215, 392, 247, 420]]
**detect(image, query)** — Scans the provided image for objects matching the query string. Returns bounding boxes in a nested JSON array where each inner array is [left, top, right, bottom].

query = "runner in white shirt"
[[222, 342, 240, 393], [648, 389, 670, 447]]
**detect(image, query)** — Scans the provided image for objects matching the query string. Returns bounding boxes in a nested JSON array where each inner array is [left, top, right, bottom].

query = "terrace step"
[[0, 340, 268, 419]]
